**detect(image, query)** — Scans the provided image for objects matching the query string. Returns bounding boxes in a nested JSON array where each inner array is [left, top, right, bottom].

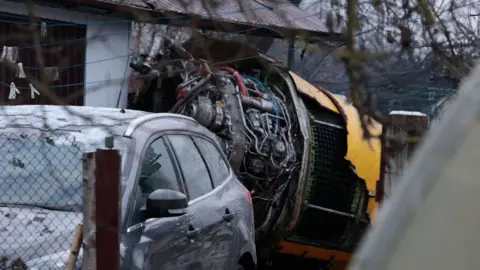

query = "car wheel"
[[237, 264, 245, 270]]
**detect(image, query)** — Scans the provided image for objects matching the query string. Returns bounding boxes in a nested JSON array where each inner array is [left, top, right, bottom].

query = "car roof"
[[0, 104, 149, 133], [0, 105, 223, 151], [0, 105, 150, 150]]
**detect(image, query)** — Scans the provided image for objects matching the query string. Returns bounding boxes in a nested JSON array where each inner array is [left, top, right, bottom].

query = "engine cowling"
[[128, 37, 383, 267]]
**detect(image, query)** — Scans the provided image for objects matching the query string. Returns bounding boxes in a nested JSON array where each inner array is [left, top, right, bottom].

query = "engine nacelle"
[[128, 37, 382, 267]]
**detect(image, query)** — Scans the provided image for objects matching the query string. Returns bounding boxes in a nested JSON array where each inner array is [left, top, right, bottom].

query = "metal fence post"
[[95, 149, 121, 270], [83, 152, 96, 270]]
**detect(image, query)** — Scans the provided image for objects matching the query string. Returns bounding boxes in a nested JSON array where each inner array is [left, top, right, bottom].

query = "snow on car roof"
[[389, 110, 428, 117], [0, 105, 149, 151]]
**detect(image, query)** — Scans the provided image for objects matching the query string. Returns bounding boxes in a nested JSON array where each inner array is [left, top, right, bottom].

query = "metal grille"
[[0, 12, 86, 105], [288, 117, 369, 251], [0, 132, 84, 269], [308, 121, 352, 212]]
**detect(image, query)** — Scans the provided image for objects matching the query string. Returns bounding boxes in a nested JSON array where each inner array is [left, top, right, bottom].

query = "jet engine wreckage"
[[128, 36, 382, 269]]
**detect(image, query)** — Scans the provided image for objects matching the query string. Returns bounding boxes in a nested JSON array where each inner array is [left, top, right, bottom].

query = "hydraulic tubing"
[[217, 66, 248, 97]]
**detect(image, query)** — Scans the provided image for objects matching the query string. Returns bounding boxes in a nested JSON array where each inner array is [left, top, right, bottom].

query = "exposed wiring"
[[242, 74, 279, 132], [242, 75, 266, 91], [271, 94, 280, 133]]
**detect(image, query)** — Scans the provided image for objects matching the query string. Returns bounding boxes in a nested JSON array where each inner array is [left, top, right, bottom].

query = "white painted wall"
[[0, 0, 131, 108], [84, 20, 130, 108]]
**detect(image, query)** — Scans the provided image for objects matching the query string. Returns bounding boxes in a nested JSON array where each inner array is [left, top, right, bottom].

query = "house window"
[[0, 12, 86, 105]]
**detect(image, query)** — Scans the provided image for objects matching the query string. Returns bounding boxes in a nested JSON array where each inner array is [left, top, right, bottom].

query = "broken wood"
[[66, 224, 83, 270]]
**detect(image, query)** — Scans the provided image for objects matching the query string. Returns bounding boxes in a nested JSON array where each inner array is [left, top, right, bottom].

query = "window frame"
[[124, 130, 232, 230], [165, 134, 215, 202], [192, 136, 232, 187], [137, 136, 185, 194], [125, 134, 186, 229]]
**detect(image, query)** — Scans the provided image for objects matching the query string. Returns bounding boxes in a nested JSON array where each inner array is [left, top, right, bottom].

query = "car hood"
[[0, 206, 81, 268]]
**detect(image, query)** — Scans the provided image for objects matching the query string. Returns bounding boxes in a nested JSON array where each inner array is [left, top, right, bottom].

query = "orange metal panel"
[[279, 240, 352, 269]]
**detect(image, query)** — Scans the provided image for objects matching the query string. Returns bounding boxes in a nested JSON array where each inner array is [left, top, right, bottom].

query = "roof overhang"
[[48, 0, 345, 43]]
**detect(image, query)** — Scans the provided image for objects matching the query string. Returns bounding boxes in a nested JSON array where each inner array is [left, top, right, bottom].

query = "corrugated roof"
[[87, 0, 339, 40]]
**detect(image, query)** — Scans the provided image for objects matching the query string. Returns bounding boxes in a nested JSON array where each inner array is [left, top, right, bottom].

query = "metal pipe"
[[237, 87, 268, 157], [240, 95, 276, 114], [169, 74, 211, 113]]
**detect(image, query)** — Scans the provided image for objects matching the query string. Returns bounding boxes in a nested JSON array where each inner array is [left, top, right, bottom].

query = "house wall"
[[0, 0, 131, 108]]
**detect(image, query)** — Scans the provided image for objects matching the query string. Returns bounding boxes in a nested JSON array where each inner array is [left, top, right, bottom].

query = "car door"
[[166, 134, 228, 269], [193, 135, 241, 269], [123, 136, 203, 270]]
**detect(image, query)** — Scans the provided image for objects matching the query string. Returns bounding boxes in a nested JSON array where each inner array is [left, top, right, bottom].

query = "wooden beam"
[[95, 149, 121, 270], [82, 152, 96, 270]]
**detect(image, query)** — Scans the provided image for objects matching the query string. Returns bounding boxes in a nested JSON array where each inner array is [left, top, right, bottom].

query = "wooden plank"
[[66, 224, 83, 270], [95, 149, 121, 270], [82, 152, 96, 270]]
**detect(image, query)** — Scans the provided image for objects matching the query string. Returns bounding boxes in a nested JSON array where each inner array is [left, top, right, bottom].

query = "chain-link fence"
[[0, 131, 84, 270]]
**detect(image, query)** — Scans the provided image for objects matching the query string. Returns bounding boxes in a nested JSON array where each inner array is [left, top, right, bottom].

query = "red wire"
[[217, 66, 248, 96]]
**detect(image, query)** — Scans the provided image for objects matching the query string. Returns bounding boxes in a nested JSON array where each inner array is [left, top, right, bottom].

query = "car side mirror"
[[145, 189, 188, 218]]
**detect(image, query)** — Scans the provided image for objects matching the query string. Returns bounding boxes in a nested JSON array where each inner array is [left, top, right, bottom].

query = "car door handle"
[[223, 208, 235, 222], [187, 225, 199, 239]]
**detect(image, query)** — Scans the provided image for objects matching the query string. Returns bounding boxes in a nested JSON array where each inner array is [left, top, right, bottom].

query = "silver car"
[[0, 105, 256, 270]]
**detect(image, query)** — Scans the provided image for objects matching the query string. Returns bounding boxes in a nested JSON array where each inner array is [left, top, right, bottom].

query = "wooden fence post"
[[384, 111, 430, 197], [95, 149, 121, 270], [82, 152, 96, 270]]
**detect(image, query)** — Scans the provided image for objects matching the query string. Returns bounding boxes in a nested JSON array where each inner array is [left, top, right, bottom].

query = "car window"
[[194, 137, 230, 187], [167, 135, 213, 200], [138, 137, 181, 196]]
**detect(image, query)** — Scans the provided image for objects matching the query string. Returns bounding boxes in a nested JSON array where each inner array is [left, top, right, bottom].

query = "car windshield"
[[0, 132, 129, 212]]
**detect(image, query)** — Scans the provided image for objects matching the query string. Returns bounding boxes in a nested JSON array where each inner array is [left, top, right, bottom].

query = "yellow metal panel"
[[283, 71, 383, 265], [289, 71, 382, 222], [289, 71, 339, 113], [340, 104, 382, 223]]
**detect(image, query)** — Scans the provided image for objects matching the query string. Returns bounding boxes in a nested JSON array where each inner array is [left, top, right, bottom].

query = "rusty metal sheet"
[[95, 0, 331, 35]]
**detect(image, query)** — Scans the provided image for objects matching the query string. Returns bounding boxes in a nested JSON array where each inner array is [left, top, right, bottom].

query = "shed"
[[63, 0, 342, 69], [0, 0, 338, 108], [0, 0, 132, 107], [62, 0, 341, 41]]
